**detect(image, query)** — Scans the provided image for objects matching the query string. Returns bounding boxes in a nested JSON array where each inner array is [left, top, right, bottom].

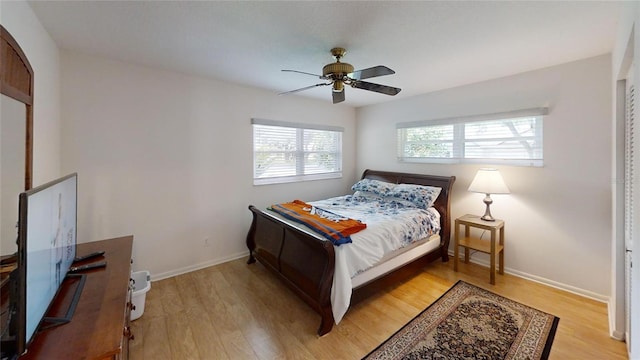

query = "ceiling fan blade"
[[352, 80, 401, 96], [282, 69, 326, 79], [278, 83, 331, 95], [350, 65, 395, 80], [332, 90, 345, 104]]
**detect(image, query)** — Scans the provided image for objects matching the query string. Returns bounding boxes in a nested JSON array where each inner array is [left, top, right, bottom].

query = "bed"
[[246, 169, 455, 336]]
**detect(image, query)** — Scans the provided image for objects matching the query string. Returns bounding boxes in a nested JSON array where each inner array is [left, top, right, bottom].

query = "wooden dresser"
[[21, 235, 134, 360]]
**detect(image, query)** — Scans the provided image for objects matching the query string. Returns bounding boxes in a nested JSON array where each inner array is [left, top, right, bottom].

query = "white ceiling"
[[27, 1, 622, 107]]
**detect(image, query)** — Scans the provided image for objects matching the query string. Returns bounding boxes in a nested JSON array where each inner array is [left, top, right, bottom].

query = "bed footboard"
[[246, 205, 336, 336]]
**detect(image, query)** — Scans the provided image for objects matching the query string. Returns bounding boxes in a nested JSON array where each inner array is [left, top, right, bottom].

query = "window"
[[396, 108, 546, 166], [252, 118, 343, 185]]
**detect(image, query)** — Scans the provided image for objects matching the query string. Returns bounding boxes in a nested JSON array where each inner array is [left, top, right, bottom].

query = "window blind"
[[252, 119, 343, 185], [396, 108, 546, 166]]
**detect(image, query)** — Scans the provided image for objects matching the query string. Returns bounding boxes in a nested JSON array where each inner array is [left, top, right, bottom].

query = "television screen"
[[16, 173, 77, 354]]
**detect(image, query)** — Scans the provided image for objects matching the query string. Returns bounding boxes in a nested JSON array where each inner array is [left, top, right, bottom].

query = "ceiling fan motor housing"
[[323, 62, 354, 78]]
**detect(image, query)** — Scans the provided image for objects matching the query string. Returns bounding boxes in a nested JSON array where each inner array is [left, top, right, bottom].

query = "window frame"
[[252, 118, 343, 185], [396, 108, 547, 167]]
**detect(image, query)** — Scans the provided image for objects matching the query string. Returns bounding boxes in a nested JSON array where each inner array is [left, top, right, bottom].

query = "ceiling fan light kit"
[[281, 47, 401, 104]]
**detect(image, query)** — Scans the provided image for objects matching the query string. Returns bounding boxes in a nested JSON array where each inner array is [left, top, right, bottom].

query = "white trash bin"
[[130, 270, 151, 321]]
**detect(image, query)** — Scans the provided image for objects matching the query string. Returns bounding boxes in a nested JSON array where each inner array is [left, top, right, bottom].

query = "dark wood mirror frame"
[[1, 24, 34, 191]]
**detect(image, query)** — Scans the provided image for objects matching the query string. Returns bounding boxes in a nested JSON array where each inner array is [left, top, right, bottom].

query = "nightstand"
[[454, 214, 505, 284]]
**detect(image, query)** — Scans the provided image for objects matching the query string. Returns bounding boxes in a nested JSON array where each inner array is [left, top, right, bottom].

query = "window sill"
[[253, 172, 342, 186]]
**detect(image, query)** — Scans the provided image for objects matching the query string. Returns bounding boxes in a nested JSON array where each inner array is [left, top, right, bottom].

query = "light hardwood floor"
[[129, 257, 628, 359]]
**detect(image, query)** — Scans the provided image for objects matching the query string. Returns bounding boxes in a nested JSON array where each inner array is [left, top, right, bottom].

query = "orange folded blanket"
[[270, 200, 366, 245]]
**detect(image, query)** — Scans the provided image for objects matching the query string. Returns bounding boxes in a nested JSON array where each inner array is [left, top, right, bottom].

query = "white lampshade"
[[468, 168, 510, 195]]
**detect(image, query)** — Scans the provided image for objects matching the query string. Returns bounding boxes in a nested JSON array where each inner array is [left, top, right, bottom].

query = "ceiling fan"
[[279, 47, 401, 104]]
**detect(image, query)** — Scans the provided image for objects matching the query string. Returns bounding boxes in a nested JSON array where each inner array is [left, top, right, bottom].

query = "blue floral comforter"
[[310, 193, 440, 247]]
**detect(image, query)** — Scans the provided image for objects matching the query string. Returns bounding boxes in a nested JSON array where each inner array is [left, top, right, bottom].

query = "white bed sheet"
[[325, 206, 440, 324]]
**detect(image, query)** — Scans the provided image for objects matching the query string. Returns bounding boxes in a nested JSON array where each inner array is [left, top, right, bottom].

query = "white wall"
[[356, 55, 612, 299], [1, 0, 61, 186], [60, 51, 356, 278]]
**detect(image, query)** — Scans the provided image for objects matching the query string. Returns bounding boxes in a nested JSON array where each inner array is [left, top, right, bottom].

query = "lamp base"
[[481, 194, 496, 221], [480, 214, 496, 222]]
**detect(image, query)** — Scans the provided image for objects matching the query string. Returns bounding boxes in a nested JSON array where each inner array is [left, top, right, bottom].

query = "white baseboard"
[[151, 249, 611, 304], [608, 300, 626, 341], [150, 250, 250, 281], [448, 251, 609, 303]]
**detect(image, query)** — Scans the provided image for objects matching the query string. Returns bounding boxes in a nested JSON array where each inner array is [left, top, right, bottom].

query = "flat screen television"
[[2, 173, 80, 357]]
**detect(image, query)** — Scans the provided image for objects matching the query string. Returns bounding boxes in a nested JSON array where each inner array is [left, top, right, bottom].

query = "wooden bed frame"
[[246, 169, 456, 336]]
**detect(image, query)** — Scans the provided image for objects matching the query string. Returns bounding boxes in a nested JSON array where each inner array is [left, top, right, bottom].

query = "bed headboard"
[[361, 169, 456, 246]]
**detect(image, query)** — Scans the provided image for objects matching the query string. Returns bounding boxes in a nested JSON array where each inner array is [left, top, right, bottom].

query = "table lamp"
[[468, 168, 510, 221]]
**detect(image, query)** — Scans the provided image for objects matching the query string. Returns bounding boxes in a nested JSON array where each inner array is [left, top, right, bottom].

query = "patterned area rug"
[[363, 280, 559, 360]]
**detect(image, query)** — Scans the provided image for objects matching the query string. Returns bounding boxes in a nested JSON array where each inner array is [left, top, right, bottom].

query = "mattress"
[[351, 234, 440, 288]]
